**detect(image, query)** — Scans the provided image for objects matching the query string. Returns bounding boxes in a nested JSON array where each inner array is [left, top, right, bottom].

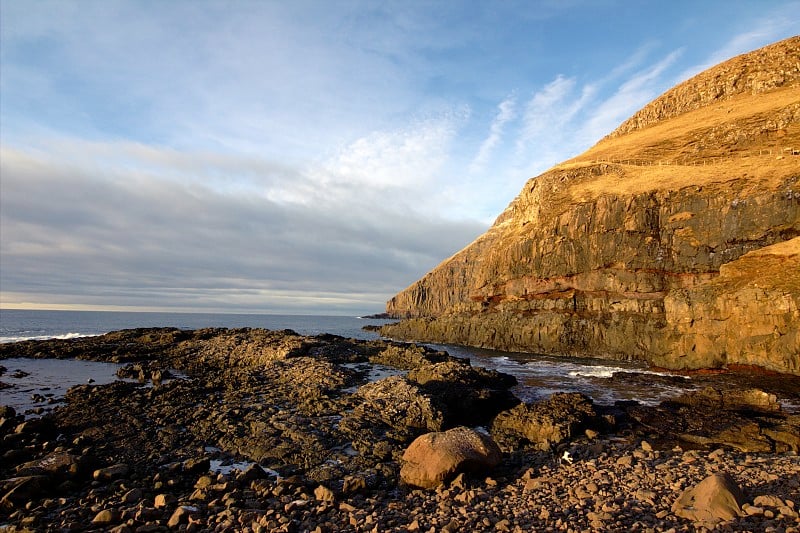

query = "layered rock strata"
[[383, 36, 800, 374]]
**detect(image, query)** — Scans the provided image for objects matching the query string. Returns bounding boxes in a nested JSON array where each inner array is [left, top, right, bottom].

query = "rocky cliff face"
[[383, 36, 800, 374]]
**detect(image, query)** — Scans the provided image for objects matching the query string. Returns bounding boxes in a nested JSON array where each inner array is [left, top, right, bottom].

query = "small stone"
[[154, 493, 176, 508], [189, 488, 207, 501], [93, 464, 130, 481], [195, 475, 214, 489], [585, 429, 599, 439], [641, 440, 653, 452], [343, 475, 367, 494], [450, 472, 467, 491], [495, 519, 511, 531], [754, 495, 785, 508], [708, 448, 725, 460], [121, 488, 143, 503], [167, 506, 196, 528], [314, 485, 335, 502], [182, 456, 211, 475], [92, 509, 120, 524]]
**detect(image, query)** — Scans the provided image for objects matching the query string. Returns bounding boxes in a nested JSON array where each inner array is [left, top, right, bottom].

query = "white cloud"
[[326, 115, 459, 189]]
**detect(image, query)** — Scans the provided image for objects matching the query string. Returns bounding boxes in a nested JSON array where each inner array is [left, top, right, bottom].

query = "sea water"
[[0, 309, 393, 344]]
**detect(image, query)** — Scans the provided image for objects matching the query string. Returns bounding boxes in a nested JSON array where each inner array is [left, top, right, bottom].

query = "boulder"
[[672, 472, 745, 523], [400, 426, 502, 489], [491, 392, 598, 451], [0, 476, 48, 510], [15, 451, 86, 480]]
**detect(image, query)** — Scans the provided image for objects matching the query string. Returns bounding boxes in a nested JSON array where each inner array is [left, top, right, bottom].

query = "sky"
[[1, 1, 798, 315]]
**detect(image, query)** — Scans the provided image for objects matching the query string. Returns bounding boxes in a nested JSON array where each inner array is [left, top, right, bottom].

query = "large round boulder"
[[400, 426, 502, 489]]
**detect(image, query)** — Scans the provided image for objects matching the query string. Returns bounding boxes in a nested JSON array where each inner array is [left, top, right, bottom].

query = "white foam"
[[567, 366, 618, 378], [0, 332, 97, 344]]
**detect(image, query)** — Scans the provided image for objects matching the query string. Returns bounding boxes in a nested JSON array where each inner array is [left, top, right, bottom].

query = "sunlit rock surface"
[[383, 36, 800, 374]]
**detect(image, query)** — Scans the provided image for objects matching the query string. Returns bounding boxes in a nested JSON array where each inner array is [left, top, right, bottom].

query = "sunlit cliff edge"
[[383, 36, 800, 374]]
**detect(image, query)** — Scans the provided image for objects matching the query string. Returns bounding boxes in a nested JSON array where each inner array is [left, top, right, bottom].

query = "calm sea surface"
[[0, 309, 390, 343], [2, 309, 799, 414]]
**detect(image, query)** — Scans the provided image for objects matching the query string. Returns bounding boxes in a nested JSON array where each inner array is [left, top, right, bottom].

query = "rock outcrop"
[[491, 392, 601, 452], [383, 36, 800, 374]]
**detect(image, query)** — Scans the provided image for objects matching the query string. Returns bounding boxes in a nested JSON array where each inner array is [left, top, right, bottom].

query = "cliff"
[[383, 36, 800, 374]]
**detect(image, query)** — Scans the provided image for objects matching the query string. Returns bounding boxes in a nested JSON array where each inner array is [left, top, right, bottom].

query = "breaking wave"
[[0, 332, 95, 344]]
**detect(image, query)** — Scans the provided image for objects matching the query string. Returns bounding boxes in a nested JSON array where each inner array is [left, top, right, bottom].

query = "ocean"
[[2, 309, 799, 413], [0, 309, 393, 344]]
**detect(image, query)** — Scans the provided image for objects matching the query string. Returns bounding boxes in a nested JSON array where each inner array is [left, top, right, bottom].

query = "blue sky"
[[1, 1, 798, 314]]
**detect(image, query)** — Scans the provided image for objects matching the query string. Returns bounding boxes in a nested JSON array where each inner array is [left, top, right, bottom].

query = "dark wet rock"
[[0, 475, 49, 510], [407, 361, 519, 427], [16, 451, 87, 480], [491, 392, 600, 451], [400, 427, 501, 489], [0, 405, 16, 419], [14, 417, 56, 437], [182, 456, 211, 475], [626, 387, 800, 452]]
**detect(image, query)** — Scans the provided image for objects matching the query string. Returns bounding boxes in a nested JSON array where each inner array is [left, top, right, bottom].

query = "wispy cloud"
[[581, 49, 683, 142], [469, 95, 517, 173], [673, 6, 800, 85]]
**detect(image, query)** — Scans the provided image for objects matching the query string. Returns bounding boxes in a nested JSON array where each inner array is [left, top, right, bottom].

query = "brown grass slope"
[[383, 36, 800, 374]]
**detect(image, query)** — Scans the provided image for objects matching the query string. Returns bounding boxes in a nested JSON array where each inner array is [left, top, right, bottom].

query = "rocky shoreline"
[[1, 327, 799, 532]]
